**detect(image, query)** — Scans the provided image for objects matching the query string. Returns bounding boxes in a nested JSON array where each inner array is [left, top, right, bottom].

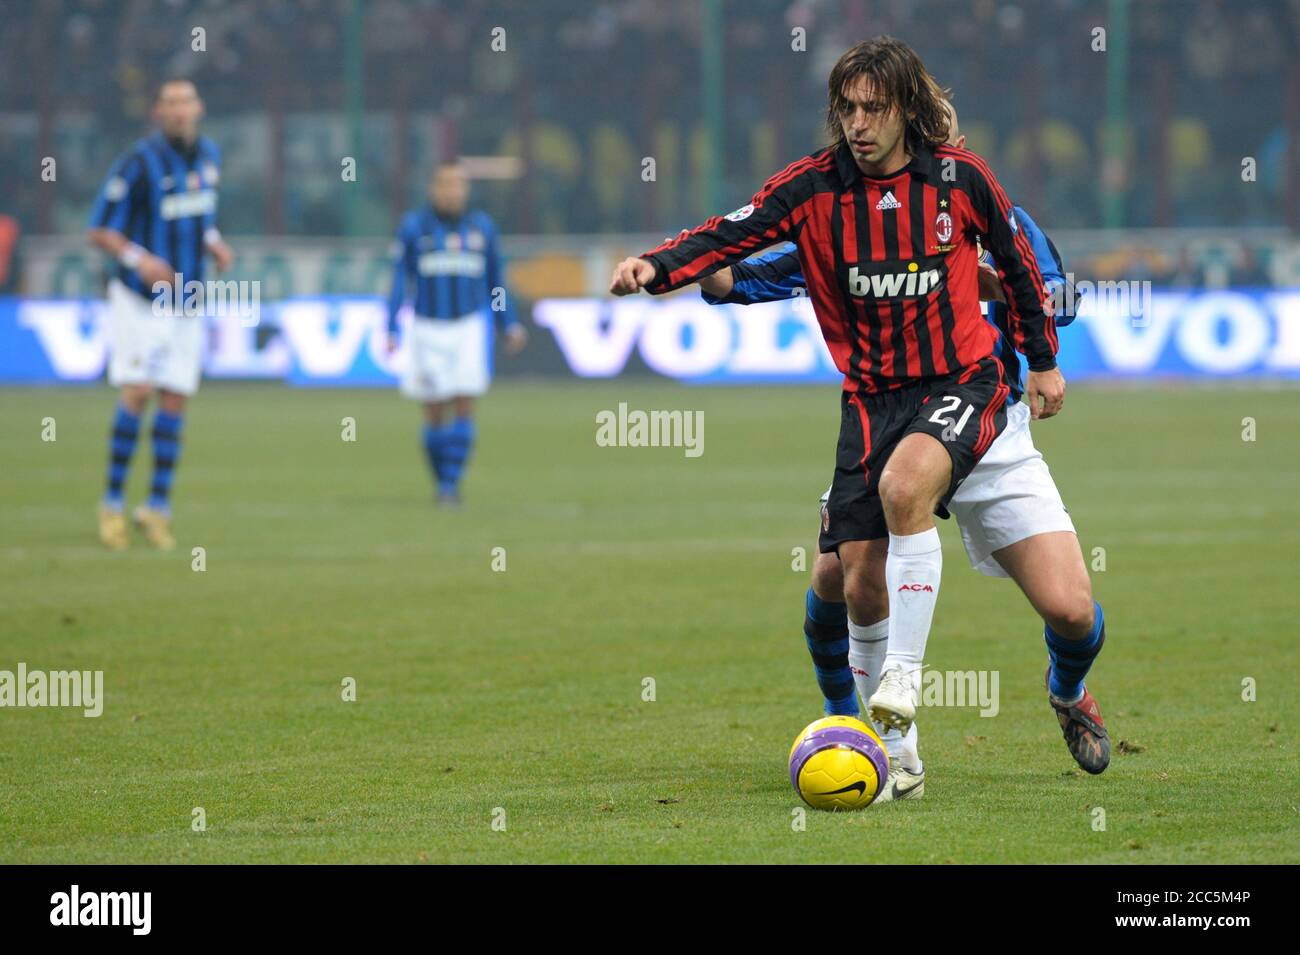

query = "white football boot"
[[874, 763, 925, 803], [867, 666, 918, 734]]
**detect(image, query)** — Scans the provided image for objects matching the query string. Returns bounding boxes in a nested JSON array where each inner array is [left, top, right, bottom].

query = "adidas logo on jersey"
[[875, 190, 902, 210]]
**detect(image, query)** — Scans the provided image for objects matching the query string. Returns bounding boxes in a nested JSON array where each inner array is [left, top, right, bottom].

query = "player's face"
[[430, 167, 470, 217], [838, 76, 908, 174], [154, 82, 203, 143]]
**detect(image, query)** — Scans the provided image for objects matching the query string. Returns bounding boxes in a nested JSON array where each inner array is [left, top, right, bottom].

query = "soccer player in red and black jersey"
[[611, 37, 1105, 767]]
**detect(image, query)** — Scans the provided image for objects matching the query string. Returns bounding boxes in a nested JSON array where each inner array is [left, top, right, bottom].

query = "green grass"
[[0, 381, 1296, 863]]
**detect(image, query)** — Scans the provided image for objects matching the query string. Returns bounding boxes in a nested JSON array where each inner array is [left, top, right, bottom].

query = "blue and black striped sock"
[[437, 417, 475, 496], [422, 423, 446, 484], [104, 405, 141, 509], [147, 410, 183, 512], [1045, 601, 1105, 701], [803, 587, 858, 716]]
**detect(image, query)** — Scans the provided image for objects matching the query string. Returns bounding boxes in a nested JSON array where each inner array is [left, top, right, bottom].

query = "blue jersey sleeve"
[[87, 147, 147, 234], [483, 218, 517, 330], [700, 243, 806, 305], [386, 216, 416, 335], [1007, 206, 1081, 327], [198, 139, 221, 236]]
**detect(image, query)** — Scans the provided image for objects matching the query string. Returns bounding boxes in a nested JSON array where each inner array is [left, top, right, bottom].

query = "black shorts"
[[819, 357, 1011, 552]]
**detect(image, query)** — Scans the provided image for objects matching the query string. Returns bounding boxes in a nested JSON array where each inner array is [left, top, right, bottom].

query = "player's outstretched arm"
[[609, 155, 817, 297], [656, 229, 735, 300], [609, 256, 658, 295], [700, 245, 804, 305], [697, 267, 734, 300]]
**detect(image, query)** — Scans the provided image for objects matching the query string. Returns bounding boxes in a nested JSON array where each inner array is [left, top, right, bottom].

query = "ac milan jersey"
[[703, 204, 1081, 402], [641, 142, 1057, 393]]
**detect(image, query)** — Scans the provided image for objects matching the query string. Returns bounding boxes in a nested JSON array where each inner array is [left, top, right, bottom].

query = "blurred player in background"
[[387, 161, 527, 506], [86, 78, 233, 551]]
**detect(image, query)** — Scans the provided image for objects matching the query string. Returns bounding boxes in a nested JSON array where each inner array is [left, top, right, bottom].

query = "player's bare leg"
[[120, 383, 153, 415], [133, 388, 186, 551], [98, 383, 154, 550], [422, 399, 447, 429], [811, 551, 846, 604], [993, 532, 1110, 773], [994, 532, 1093, 638], [866, 432, 952, 733]]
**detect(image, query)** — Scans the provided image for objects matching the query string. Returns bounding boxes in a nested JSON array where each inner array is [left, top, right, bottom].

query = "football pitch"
[[1, 381, 1296, 864]]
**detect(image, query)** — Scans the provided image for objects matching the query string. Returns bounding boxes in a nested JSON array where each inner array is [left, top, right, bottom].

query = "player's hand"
[[209, 239, 235, 274], [1025, 367, 1065, 419], [137, 253, 176, 290], [977, 263, 1005, 303], [504, 324, 528, 355], [698, 266, 734, 299], [609, 257, 656, 296], [385, 331, 399, 355]]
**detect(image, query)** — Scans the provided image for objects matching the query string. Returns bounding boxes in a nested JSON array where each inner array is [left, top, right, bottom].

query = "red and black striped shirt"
[[642, 142, 1058, 393]]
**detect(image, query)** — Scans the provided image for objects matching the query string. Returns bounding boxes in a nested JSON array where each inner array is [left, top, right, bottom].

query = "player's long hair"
[[826, 37, 951, 155]]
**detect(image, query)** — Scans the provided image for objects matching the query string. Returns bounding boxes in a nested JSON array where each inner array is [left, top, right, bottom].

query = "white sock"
[[882, 527, 942, 678], [881, 723, 923, 773], [847, 617, 888, 708], [849, 618, 922, 773]]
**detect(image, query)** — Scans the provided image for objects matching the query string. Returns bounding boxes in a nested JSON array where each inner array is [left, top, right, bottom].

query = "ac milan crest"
[[935, 211, 953, 244]]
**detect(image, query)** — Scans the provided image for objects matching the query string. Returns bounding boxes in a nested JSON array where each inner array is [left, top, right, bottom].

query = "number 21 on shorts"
[[929, 395, 974, 438]]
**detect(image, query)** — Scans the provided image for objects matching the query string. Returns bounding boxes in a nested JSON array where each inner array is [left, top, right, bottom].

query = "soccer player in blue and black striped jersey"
[[86, 78, 233, 551], [386, 162, 527, 506]]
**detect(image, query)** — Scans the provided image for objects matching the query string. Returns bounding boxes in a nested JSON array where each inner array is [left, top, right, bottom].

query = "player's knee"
[[878, 468, 930, 522], [1044, 588, 1095, 640], [158, 391, 186, 414], [121, 385, 152, 414], [842, 565, 888, 624], [810, 553, 844, 602]]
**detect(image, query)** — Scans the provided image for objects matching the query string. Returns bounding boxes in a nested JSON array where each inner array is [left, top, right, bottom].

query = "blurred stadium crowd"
[[1, 0, 1297, 293]]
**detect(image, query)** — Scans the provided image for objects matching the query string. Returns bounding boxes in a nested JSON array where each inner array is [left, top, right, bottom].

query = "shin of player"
[[386, 162, 526, 506], [992, 532, 1109, 772]]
